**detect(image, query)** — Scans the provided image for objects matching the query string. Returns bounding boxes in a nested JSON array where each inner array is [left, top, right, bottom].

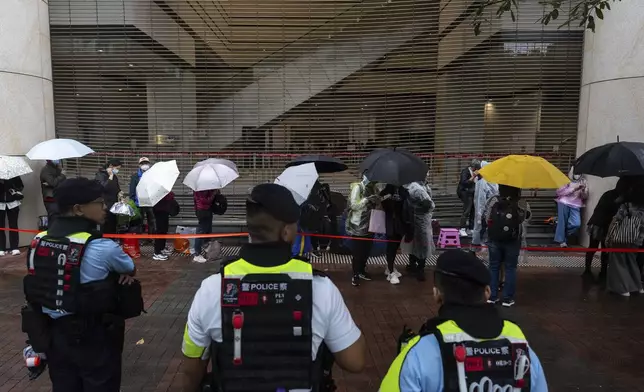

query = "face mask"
[[112, 169, 119, 175], [140, 164, 150, 171]]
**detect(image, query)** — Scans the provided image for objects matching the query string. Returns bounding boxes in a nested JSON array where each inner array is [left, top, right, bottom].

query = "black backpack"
[[487, 199, 521, 242]]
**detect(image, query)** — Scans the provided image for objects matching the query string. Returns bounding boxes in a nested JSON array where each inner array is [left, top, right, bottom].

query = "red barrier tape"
[[4, 226, 644, 253]]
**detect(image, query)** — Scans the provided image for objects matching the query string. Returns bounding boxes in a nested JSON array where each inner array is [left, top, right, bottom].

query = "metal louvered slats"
[[47, 0, 583, 222]]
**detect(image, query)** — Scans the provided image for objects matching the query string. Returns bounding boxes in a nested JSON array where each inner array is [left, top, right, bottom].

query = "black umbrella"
[[359, 148, 428, 186], [574, 142, 644, 177], [286, 155, 348, 174]]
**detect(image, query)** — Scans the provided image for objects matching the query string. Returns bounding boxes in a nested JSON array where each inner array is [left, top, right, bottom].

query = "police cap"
[[435, 249, 491, 287], [247, 183, 300, 224], [54, 177, 104, 209]]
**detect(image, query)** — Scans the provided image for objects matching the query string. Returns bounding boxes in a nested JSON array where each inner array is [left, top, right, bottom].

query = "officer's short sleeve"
[[399, 335, 443, 391], [98, 239, 135, 274], [314, 277, 361, 353], [183, 274, 222, 359], [529, 348, 548, 392]]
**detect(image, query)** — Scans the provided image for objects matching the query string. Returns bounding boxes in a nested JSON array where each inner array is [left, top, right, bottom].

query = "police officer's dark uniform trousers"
[[22, 216, 128, 392]]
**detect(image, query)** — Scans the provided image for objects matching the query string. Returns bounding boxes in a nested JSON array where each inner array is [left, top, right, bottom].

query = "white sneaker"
[[385, 268, 402, 278], [10, 249, 20, 256], [153, 254, 169, 261], [459, 229, 468, 237], [193, 255, 207, 263], [0, 251, 5, 257], [389, 274, 400, 284], [161, 249, 173, 256]]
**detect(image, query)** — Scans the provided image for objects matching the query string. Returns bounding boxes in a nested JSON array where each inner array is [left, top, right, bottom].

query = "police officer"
[[380, 250, 548, 392], [182, 183, 366, 392], [22, 177, 137, 392]]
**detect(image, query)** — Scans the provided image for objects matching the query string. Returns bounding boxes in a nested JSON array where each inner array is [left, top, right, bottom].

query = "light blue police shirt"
[[42, 238, 135, 319], [397, 334, 548, 392]]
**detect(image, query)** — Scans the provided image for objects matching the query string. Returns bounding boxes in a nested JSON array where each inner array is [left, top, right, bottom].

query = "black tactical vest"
[[424, 319, 532, 392], [215, 257, 315, 392], [24, 231, 104, 315]]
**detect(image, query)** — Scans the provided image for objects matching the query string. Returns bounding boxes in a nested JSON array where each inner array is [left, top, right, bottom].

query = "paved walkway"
[[1, 251, 643, 392]]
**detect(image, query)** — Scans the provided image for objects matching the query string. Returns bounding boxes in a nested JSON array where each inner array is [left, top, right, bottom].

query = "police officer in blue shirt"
[[22, 177, 137, 392], [381, 250, 548, 392]]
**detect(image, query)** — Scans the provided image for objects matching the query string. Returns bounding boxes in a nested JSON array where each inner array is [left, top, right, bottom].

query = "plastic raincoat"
[[472, 177, 499, 245], [403, 182, 436, 260], [345, 178, 379, 237]]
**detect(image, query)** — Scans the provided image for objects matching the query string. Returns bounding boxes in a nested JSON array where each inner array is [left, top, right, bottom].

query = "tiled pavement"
[[1, 250, 644, 391]]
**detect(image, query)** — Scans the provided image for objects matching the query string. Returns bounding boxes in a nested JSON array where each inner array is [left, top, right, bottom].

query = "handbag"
[[606, 204, 643, 247], [210, 194, 228, 215], [368, 209, 386, 234]]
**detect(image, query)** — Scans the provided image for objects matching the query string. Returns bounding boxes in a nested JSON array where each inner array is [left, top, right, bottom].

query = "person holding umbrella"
[[95, 158, 122, 234], [129, 157, 156, 235], [346, 174, 380, 286], [479, 155, 569, 307], [40, 160, 66, 225], [184, 158, 238, 263]]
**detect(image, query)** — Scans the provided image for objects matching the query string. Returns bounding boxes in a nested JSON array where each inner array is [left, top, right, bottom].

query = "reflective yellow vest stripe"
[[380, 335, 423, 392], [29, 232, 93, 271], [182, 257, 313, 359], [379, 320, 528, 392], [223, 257, 313, 280], [36, 231, 93, 244]]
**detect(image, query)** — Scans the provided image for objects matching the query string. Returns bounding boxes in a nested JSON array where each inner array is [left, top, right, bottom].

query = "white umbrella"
[[183, 161, 239, 191], [274, 162, 318, 205], [0, 156, 32, 180], [136, 160, 180, 207], [194, 158, 238, 172], [26, 139, 94, 160]]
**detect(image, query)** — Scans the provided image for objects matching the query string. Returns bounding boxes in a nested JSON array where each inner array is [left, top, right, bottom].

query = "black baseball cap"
[[54, 177, 104, 209], [435, 249, 491, 287], [247, 183, 300, 224]]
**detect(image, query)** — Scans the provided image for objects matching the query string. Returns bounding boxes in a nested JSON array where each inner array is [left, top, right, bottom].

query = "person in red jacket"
[[193, 190, 218, 263]]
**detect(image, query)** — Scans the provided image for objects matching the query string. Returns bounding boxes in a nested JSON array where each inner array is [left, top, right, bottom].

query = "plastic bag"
[[368, 209, 386, 234], [122, 238, 141, 259], [175, 226, 197, 254]]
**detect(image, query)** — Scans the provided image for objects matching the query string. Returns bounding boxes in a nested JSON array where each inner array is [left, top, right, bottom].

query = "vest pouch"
[[21, 304, 51, 353]]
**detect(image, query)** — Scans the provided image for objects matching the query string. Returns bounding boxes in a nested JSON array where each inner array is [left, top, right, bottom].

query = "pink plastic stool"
[[437, 228, 461, 249]]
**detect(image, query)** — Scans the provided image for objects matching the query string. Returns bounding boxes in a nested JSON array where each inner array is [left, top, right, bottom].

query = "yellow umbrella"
[[478, 155, 570, 189]]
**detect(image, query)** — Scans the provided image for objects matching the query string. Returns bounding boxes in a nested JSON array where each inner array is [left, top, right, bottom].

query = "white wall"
[[0, 0, 56, 246], [576, 1, 644, 245]]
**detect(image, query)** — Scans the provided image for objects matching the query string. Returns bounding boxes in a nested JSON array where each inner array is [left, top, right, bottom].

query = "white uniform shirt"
[[185, 272, 362, 362]]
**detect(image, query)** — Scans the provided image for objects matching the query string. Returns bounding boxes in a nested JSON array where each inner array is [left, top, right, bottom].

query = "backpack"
[[487, 199, 521, 242], [605, 203, 643, 247]]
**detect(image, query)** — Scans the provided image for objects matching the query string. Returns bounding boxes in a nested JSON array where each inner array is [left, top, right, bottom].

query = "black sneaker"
[[502, 300, 515, 308], [358, 272, 372, 281], [487, 299, 499, 305], [352, 275, 360, 286]]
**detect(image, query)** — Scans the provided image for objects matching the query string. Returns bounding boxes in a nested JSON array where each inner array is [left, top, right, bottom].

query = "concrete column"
[[576, 2, 644, 244], [0, 0, 55, 246]]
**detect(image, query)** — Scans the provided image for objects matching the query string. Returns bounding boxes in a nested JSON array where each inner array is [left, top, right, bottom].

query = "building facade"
[[0, 0, 637, 244]]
